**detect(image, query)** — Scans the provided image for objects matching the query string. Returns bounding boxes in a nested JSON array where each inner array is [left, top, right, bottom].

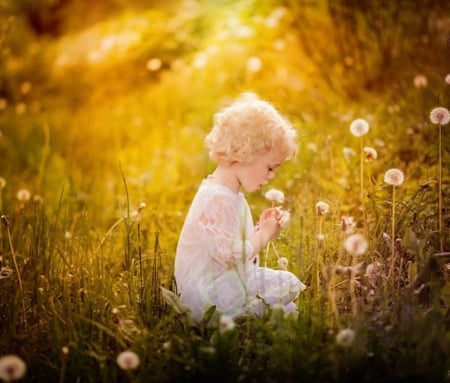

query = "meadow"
[[0, 0, 449, 381]]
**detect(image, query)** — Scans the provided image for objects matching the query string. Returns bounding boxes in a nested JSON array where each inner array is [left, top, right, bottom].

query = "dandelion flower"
[[429, 107, 450, 125], [365, 261, 382, 288], [265, 188, 285, 203], [316, 233, 325, 242], [340, 216, 356, 234], [116, 350, 140, 370], [278, 209, 290, 228], [344, 234, 368, 256], [0, 354, 27, 381], [0, 177, 5, 189], [445, 73, 450, 85], [146, 58, 162, 71], [247, 56, 262, 73], [336, 328, 355, 348], [363, 147, 378, 161], [219, 315, 235, 333], [277, 257, 288, 270], [315, 201, 329, 216], [342, 147, 356, 162], [384, 168, 404, 186], [350, 118, 369, 137], [413, 74, 428, 88], [16, 189, 31, 202]]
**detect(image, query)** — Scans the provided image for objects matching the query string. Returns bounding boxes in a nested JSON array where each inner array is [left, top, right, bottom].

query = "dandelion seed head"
[[344, 234, 368, 256], [343, 147, 356, 162], [278, 209, 290, 228], [0, 354, 27, 382], [350, 118, 369, 137], [16, 188, 31, 202], [384, 168, 404, 186], [445, 73, 450, 85], [219, 315, 235, 333], [247, 56, 262, 73], [277, 257, 288, 270], [336, 328, 355, 348], [116, 350, 140, 370], [340, 216, 356, 234], [315, 201, 329, 216], [62, 346, 69, 356], [413, 74, 427, 88], [146, 58, 162, 71], [363, 147, 378, 161], [429, 107, 450, 125], [317, 233, 325, 241], [264, 188, 285, 203], [365, 261, 382, 288]]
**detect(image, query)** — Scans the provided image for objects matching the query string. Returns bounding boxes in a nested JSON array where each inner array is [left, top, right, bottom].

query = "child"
[[174, 93, 306, 322]]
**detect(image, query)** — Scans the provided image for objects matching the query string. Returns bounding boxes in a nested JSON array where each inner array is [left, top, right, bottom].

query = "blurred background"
[[0, 0, 449, 229]]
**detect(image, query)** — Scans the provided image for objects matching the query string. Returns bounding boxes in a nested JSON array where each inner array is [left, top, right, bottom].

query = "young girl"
[[174, 93, 306, 322]]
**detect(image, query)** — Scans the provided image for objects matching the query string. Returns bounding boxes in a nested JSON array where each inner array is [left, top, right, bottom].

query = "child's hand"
[[258, 208, 281, 241]]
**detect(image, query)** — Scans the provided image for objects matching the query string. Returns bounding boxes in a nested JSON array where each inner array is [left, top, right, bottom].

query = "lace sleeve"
[[197, 194, 254, 268]]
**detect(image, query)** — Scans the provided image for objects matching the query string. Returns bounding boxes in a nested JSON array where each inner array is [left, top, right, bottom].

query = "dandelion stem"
[[360, 137, 364, 202], [388, 186, 396, 284], [438, 123, 443, 253]]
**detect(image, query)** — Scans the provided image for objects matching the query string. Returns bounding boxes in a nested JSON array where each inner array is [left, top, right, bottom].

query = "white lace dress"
[[174, 181, 306, 322]]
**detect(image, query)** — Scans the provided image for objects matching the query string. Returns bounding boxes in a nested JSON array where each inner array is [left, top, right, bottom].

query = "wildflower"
[[0, 354, 27, 381], [365, 262, 382, 288], [116, 350, 140, 370], [277, 257, 288, 270], [16, 189, 31, 202], [247, 56, 262, 73], [336, 328, 355, 348], [340, 216, 356, 234], [413, 74, 427, 88], [344, 234, 368, 256], [317, 233, 325, 242], [349, 118, 369, 137], [363, 147, 378, 161], [265, 188, 285, 204], [146, 58, 162, 71], [219, 315, 235, 333], [315, 201, 329, 216], [0, 177, 5, 189], [278, 209, 290, 228], [429, 107, 450, 125], [384, 168, 404, 186], [342, 147, 356, 162]]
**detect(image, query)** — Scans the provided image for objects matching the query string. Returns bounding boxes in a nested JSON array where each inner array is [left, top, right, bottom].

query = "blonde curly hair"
[[205, 93, 297, 164]]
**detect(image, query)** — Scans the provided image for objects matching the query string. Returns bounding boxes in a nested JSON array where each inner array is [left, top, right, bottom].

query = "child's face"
[[235, 151, 284, 193]]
